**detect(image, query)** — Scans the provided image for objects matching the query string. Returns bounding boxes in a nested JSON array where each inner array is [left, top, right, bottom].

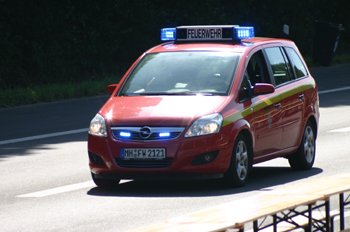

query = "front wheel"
[[223, 134, 251, 188], [288, 121, 316, 170], [91, 172, 121, 189]]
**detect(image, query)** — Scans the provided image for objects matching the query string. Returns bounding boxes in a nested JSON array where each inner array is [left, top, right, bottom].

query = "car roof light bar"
[[161, 25, 254, 42]]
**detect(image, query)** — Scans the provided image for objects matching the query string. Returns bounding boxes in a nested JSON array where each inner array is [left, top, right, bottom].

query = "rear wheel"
[[91, 172, 120, 188], [288, 121, 316, 170], [223, 134, 251, 187]]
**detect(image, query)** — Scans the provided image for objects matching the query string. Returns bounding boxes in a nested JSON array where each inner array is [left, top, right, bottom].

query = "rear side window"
[[265, 47, 291, 86], [285, 47, 308, 78]]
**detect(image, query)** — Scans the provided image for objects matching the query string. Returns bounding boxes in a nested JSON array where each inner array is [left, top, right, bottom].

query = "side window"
[[285, 47, 308, 78], [246, 50, 270, 86], [239, 50, 270, 102], [265, 47, 291, 86]]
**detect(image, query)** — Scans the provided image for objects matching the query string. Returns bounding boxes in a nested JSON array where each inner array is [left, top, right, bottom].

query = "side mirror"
[[253, 83, 275, 95], [106, 84, 118, 94]]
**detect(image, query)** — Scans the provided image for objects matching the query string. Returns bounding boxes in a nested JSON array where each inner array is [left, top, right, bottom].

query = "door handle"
[[298, 94, 304, 100], [274, 103, 281, 109]]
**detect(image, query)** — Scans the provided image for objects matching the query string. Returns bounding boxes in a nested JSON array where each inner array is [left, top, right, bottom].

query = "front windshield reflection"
[[120, 51, 240, 96]]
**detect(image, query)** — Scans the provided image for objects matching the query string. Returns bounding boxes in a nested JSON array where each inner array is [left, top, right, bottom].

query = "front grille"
[[111, 126, 185, 141], [114, 158, 173, 169]]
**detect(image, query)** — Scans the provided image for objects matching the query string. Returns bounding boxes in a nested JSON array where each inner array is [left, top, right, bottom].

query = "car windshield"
[[119, 51, 240, 96]]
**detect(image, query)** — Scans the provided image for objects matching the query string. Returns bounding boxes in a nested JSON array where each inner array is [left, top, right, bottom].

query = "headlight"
[[185, 113, 223, 137], [89, 114, 107, 137]]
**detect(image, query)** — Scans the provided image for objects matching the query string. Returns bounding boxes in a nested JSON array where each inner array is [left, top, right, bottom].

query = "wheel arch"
[[225, 118, 255, 168], [223, 127, 254, 187], [237, 128, 254, 169], [306, 115, 318, 139]]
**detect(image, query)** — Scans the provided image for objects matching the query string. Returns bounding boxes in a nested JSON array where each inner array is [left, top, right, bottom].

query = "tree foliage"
[[0, 0, 349, 89]]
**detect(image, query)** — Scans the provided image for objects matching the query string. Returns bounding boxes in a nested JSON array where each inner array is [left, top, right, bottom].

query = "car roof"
[[146, 37, 296, 54]]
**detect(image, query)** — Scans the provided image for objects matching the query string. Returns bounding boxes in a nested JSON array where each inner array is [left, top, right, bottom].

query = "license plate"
[[120, 148, 166, 159]]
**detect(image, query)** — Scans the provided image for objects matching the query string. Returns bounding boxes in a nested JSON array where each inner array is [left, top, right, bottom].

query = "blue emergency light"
[[161, 28, 176, 41], [120, 131, 131, 138], [161, 25, 254, 42], [159, 132, 170, 138], [234, 27, 255, 39]]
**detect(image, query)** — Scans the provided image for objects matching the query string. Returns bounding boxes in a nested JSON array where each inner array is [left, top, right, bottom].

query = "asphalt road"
[[1, 64, 350, 231]]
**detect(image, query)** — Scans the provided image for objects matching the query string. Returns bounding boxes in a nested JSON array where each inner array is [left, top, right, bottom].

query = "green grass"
[[1, 54, 350, 109], [333, 54, 350, 65], [0, 76, 120, 108], [304, 54, 350, 67]]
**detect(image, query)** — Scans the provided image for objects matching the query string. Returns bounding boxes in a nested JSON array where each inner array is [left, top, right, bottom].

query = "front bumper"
[[87, 128, 234, 180]]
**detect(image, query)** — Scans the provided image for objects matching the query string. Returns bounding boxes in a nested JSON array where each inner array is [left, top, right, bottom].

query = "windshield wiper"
[[139, 92, 197, 96], [122, 92, 217, 96]]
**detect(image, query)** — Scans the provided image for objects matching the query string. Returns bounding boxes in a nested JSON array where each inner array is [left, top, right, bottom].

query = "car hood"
[[100, 95, 228, 126]]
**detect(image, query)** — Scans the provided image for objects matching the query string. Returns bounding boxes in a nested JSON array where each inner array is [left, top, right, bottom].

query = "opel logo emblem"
[[139, 126, 152, 139]]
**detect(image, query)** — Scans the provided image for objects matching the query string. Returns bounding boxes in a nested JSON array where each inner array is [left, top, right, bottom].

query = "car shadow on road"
[[87, 166, 323, 197]]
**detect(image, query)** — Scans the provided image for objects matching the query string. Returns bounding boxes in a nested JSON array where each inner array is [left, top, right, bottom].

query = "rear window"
[[119, 51, 240, 96]]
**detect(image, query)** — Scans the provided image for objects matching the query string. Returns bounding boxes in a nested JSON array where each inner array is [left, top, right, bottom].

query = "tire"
[[288, 121, 316, 170], [223, 134, 251, 187], [91, 172, 121, 189]]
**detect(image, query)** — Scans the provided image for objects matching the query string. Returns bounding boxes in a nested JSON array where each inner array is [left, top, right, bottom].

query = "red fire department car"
[[88, 25, 319, 188]]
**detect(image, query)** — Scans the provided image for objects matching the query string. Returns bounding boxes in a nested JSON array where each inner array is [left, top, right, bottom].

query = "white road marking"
[[318, 86, 350, 94], [328, 127, 350, 133], [0, 128, 87, 145], [16, 180, 132, 198], [16, 181, 95, 197]]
